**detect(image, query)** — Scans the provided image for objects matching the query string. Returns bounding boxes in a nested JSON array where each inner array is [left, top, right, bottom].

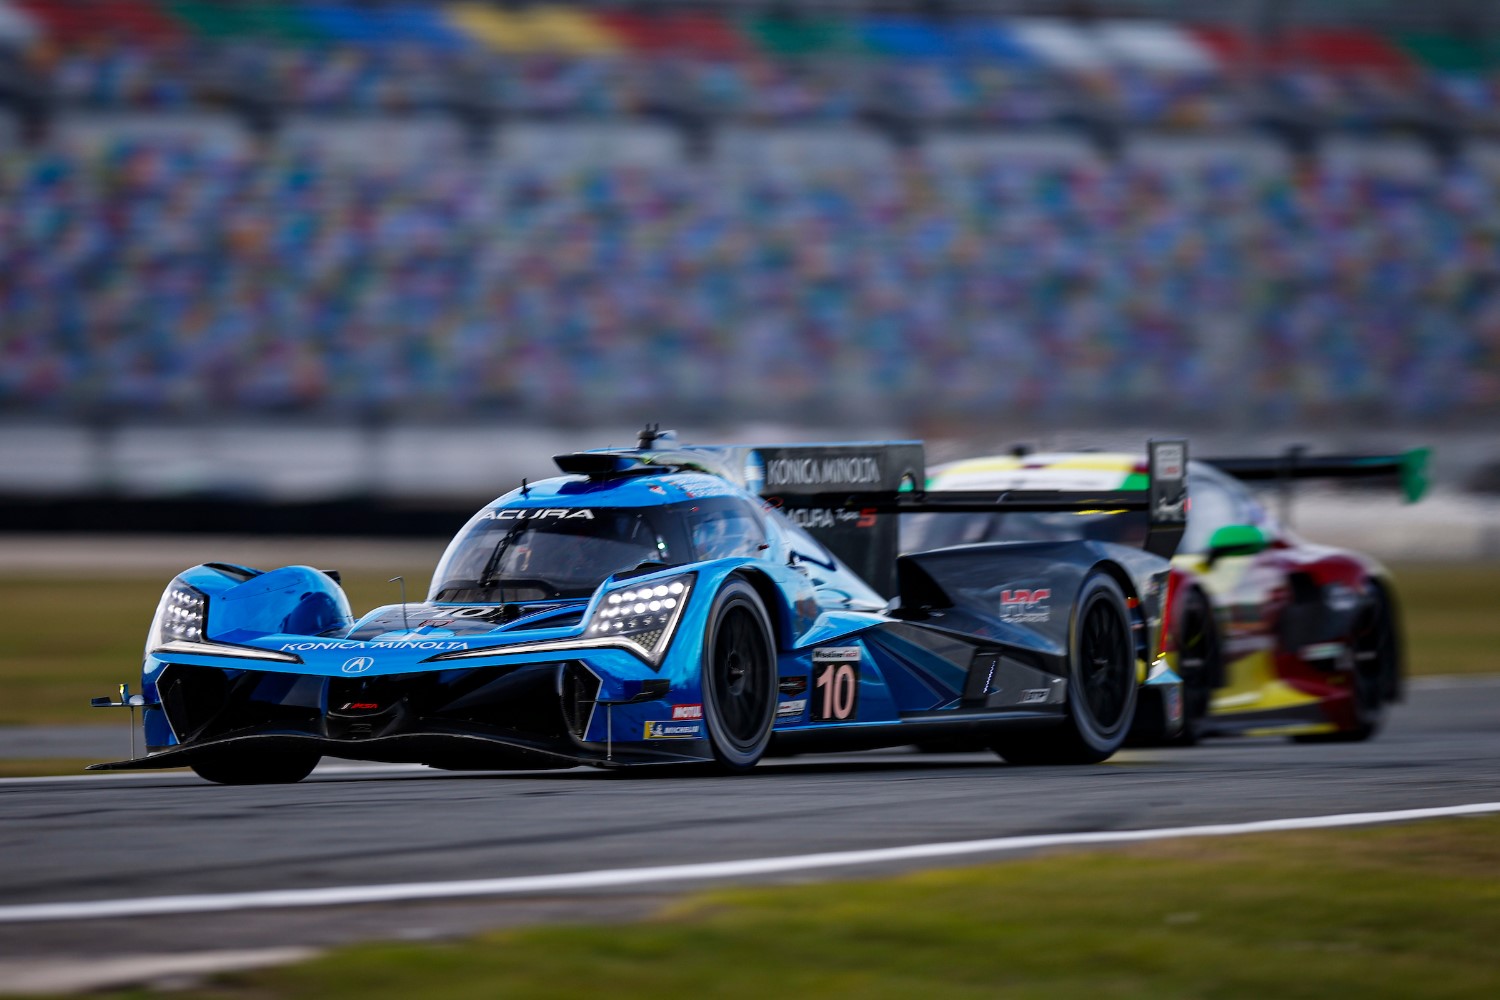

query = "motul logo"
[[1001, 589, 1051, 605]]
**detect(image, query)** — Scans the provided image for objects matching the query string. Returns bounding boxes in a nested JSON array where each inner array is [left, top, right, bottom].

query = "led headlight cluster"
[[591, 579, 687, 633], [147, 577, 301, 663], [160, 586, 206, 641], [582, 573, 694, 665], [428, 572, 695, 668]]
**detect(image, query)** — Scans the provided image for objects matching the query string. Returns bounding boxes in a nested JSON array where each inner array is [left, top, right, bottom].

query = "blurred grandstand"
[[1, 1, 1499, 432]]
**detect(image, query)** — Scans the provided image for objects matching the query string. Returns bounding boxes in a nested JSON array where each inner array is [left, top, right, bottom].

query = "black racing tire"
[[1167, 587, 1220, 746], [993, 573, 1138, 766], [1293, 586, 1397, 744], [190, 752, 321, 785], [700, 579, 777, 773]]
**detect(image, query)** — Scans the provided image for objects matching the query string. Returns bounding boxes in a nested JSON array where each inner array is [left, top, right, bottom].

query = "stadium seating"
[[3, 114, 1498, 425], [3, 3, 1499, 426], [0, 2, 1494, 133]]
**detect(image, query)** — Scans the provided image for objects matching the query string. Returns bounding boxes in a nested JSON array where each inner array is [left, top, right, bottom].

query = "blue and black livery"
[[90, 431, 1187, 782]]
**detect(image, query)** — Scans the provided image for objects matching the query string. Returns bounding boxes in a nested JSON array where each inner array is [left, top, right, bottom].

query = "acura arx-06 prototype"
[[912, 446, 1425, 745], [91, 432, 1188, 783]]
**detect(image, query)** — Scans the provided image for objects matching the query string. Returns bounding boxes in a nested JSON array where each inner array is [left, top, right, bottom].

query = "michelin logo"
[[644, 721, 703, 740]]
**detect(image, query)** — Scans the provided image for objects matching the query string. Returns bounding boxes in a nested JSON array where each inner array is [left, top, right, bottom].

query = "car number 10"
[[813, 660, 858, 721]]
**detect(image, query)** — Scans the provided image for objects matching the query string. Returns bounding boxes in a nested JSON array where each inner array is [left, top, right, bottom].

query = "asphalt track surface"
[[2, 677, 1498, 984]]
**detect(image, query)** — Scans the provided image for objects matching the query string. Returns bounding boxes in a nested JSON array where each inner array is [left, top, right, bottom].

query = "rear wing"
[[1203, 447, 1429, 504], [769, 440, 1188, 594]]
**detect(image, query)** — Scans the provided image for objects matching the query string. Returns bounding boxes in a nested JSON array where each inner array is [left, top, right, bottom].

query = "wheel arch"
[[1089, 558, 1152, 668], [730, 567, 790, 653]]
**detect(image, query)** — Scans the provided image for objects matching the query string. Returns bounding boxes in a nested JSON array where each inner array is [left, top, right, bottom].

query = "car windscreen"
[[433, 508, 677, 601], [902, 509, 1148, 552]]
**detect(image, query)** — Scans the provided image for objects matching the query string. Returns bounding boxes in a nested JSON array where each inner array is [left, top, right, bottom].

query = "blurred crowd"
[[4, 132, 1498, 425], [26, 38, 1500, 133], [2, 3, 1498, 135]]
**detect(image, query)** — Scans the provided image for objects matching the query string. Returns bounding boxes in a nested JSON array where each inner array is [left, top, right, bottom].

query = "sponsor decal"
[[480, 508, 595, 521], [778, 676, 809, 696], [1019, 688, 1050, 705], [644, 720, 703, 740], [811, 647, 860, 722], [1154, 442, 1185, 481], [672, 704, 703, 721], [999, 588, 1051, 624], [340, 702, 380, 711], [776, 698, 808, 720], [428, 606, 507, 621], [744, 451, 766, 495], [341, 656, 375, 675], [1323, 584, 1360, 614], [280, 640, 471, 652], [784, 507, 875, 531], [1301, 641, 1349, 662], [766, 455, 882, 488]]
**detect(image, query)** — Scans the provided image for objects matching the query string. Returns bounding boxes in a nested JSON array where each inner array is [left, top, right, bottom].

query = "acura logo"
[[341, 656, 375, 675]]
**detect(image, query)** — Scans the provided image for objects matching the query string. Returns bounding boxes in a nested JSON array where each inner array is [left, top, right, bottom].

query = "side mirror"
[[1206, 524, 1270, 562]]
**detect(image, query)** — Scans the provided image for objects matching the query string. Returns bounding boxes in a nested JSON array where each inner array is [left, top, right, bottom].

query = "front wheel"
[[1294, 586, 1398, 744], [191, 752, 321, 785], [994, 573, 1138, 765], [700, 579, 777, 773]]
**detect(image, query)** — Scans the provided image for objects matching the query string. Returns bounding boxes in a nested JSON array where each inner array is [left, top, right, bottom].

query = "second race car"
[[911, 446, 1426, 744]]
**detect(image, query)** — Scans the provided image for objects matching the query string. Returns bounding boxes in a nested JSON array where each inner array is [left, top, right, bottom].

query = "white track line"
[[0, 764, 433, 786], [3, 801, 1498, 925]]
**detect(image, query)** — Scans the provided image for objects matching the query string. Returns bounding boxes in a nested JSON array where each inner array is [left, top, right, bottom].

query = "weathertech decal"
[[644, 721, 703, 740], [999, 589, 1051, 624]]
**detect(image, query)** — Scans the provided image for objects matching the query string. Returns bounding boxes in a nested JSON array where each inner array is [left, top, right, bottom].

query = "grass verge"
[[0, 570, 424, 726], [0, 758, 99, 778], [1, 563, 1495, 726], [85, 816, 1500, 999]]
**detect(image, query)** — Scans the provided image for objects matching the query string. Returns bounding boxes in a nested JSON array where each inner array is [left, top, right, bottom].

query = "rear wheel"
[[701, 580, 777, 773], [993, 574, 1138, 765], [190, 752, 321, 785], [1169, 587, 1220, 746]]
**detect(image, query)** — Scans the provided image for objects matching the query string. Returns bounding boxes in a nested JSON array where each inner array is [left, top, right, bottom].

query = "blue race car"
[[90, 431, 1187, 783]]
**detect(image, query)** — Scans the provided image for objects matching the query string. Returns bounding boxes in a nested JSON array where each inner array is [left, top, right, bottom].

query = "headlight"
[[429, 572, 695, 668], [583, 573, 695, 665], [147, 578, 301, 663]]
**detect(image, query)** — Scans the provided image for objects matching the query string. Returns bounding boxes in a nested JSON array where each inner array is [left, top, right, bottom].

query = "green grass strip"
[[86, 816, 1500, 999]]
